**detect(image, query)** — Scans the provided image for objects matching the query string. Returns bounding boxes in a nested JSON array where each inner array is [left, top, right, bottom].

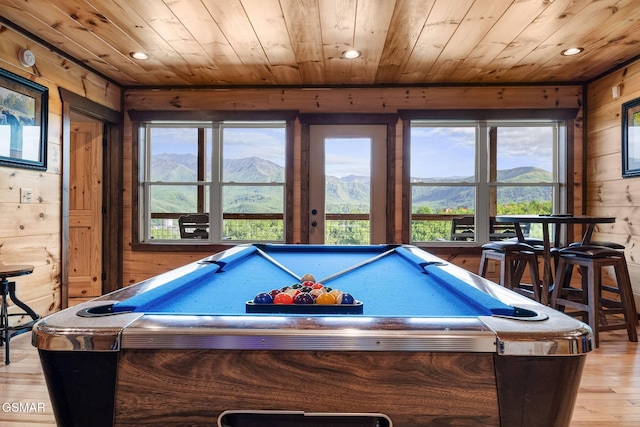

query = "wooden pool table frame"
[[33, 244, 591, 427]]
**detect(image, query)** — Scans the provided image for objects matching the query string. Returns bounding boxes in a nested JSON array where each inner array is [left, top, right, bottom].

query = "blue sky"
[[150, 126, 286, 164], [410, 126, 553, 178], [325, 137, 370, 177], [150, 125, 554, 179]]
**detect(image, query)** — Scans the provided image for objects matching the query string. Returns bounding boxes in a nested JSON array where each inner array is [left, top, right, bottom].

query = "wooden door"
[[69, 121, 103, 301]]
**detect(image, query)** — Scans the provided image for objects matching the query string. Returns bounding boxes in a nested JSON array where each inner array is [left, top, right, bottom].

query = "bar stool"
[[0, 264, 40, 364], [479, 241, 542, 303], [551, 245, 638, 348]]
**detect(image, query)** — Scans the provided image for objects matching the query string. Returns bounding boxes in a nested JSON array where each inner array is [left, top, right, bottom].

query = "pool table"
[[33, 244, 591, 427]]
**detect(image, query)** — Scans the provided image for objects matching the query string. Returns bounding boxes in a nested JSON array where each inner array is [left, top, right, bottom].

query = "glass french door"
[[309, 125, 387, 244]]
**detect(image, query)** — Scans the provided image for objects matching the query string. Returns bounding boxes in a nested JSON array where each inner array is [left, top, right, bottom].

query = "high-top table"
[[494, 214, 617, 304], [0, 264, 40, 364]]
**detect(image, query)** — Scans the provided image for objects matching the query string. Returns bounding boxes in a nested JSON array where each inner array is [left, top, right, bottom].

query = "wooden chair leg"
[[551, 258, 567, 309], [586, 263, 599, 348], [479, 252, 489, 277], [613, 258, 638, 342], [501, 258, 512, 289], [527, 258, 542, 303]]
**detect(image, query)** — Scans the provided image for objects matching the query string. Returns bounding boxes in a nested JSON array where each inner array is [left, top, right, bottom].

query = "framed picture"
[[622, 97, 640, 178], [0, 68, 48, 171]]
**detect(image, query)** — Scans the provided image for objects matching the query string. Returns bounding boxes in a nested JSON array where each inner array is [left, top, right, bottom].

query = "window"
[[410, 120, 563, 244], [137, 120, 287, 244]]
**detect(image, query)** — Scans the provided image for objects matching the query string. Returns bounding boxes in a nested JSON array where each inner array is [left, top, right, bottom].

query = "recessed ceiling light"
[[561, 47, 584, 56], [130, 51, 149, 60], [342, 49, 362, 59]]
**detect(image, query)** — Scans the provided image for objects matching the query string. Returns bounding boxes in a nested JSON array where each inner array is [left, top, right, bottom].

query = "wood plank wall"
[[0, 24, 593, 308], [586, 57, 640, 308], [123, 86, 584, 285], [0, 26, 121, 319]]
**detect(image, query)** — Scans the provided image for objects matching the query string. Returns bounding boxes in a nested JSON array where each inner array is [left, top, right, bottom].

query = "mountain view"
[[150, 154, 552, 213]]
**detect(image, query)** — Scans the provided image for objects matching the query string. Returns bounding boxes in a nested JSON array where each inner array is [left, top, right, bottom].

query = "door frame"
[[298, 114, 398, 244], [60, 88, 122, 308], [308, 124, 387, 244]]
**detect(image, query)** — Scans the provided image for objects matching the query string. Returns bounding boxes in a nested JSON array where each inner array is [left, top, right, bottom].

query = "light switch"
[[21, 188, 32, 203]]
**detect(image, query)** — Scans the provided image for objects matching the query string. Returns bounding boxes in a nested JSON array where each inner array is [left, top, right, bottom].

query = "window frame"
[[401, 110, 575, 247], [129, 110, 296, 252], [218, 121, 287, 243]]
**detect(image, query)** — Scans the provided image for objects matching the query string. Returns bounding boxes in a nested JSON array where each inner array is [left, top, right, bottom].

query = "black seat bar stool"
[[551, 245, 638, 348], [0, 264, 41, 364]]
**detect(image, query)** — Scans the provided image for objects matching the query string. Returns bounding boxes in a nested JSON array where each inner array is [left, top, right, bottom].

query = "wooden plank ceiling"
[[1, 0, 640, 87]]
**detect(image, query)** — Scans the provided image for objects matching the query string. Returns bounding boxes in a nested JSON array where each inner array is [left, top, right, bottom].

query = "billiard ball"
[[273, 293, 294, 304], [337, 293, 355, 304], [268, 289, 281, 299], [311, 283, 324, 290], [301, 273, 316, 282], [284, 288, 300, 297], [315, 293, 336, 305], [294, 292, 314, 304], [253, 292, 273, 304], [300, 286, 313, 293], [329, 289, 343, 299], [302, 280, 315, 288], [291, 283, 303, 289], [310, 288, 325, 298]]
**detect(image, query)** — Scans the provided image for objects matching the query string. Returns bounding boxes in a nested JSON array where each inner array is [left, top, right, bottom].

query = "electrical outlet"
[[20, 188, 32, 203]]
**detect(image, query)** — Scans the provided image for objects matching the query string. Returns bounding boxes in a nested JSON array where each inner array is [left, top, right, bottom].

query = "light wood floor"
[[0, 330, 638, 426]]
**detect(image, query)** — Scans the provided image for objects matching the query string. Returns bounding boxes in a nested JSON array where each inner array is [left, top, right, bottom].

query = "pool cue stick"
[[317, 248, 397, 284], [255, 248, 302, 281]]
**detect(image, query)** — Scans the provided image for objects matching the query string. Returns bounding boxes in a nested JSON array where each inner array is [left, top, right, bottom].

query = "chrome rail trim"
[[121, 327, 498, 352], [496, 332, 592, 356], [32, 300, 143, 352], [121, 315, 498, 352]]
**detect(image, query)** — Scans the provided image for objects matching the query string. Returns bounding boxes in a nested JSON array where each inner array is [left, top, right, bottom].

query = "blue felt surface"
[[113, 245, 514, 317], [113, 263, 222, 313]]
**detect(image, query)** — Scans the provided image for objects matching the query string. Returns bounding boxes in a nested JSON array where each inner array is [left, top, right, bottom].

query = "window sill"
[[131, 242, 237, 253]]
